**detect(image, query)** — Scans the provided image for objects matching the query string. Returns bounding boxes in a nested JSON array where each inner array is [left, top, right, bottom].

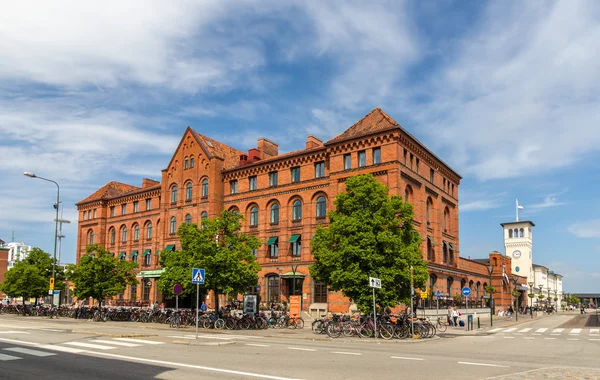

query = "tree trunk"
[[214, 289, 220, 315]]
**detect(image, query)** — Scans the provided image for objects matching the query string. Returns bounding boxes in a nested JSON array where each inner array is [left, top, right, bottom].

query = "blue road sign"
[[436, 290, 441, 299], [173, 283, 183, 295], [462, 287, 471, 297], [192, 268, 205, 285]]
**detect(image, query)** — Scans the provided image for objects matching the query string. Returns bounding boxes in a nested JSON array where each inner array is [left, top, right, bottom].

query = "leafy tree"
[[25, 248, 65, 291], [67, 244, 138, 308], [158, 210, 262, 312], [0, 262, 47, 305], [309, 174, 428, 313]]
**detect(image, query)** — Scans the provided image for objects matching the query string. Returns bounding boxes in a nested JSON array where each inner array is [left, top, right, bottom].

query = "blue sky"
[[1, 1, 599, 292]]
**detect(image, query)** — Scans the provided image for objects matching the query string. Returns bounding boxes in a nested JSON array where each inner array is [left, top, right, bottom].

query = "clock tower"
[[501, 221, 535, 282]]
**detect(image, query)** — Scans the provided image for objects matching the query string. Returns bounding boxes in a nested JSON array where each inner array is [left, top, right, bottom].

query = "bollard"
[[477, 317, 480, 329]]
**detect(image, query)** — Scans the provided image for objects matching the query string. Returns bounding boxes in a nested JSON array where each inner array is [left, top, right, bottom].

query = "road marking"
[[552, 328, 564, 334], [168, 336, 196, 340], [503, 328, 517, 333], [4, 347, 56, 357], [113, 338, 164, 345], [518, 328, 532, 333], [589, 339, 600, 341], [535, 328, 547, 333], [287, 347, 316, 352], [524, 337, 535, 340], [39, 345, 85, 354], [0, 353, 21, 361], [246, 344, 270, 347], [570, 328, 582, 335], [0, 331, 30, 334], [544, 338, 556, 340], [502, 336, 514, 339], [93, 340, 141, 347], [191, 335, 234, 340], [391, 356, 424, 361], [39, 329, 64, 332], [590, 329, 599, 334], [458, 362, 509, 368], [488, 328, 504, 333], [332, 352, 361, 356], [63, 342, 116, 350]]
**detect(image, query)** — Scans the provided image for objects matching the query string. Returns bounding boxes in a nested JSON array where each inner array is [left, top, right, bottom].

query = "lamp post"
[[511, 274, 519, 322], [528, 281, 534, 318], [487, 264, 494, 327], [538, 285, 544, 315], [24, 172, 59, 307]]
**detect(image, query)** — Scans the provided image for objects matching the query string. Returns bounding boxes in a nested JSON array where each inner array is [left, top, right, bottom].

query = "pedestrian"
[[201, 301, 207, 313], [447, 306, 453, 326], [452, 307, 459, 327], [78, 300, 85, 319], [508, 306, 514, 319]]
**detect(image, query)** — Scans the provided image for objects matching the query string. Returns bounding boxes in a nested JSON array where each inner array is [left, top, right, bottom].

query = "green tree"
[[309, 174, 428, 313], [158, 210, 262, 312], [67, 244, 138, 308], [25, 248, 65, 292], [0, 262, 47, 305]]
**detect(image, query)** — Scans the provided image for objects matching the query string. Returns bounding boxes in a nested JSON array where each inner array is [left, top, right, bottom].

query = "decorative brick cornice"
[[222, 150, 328, 181], [224, 183, 330, 205], [442, 197, 457, 208], [425, 186, 439, 198]]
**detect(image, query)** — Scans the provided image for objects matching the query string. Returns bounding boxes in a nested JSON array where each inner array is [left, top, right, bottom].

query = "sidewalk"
[[442, 310, 568, 336]]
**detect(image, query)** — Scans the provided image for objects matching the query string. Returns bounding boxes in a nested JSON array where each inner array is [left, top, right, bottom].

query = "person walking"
[[447, 306, 454, 326], [200, 301, 207, 313], [452, 307, 459, 327]]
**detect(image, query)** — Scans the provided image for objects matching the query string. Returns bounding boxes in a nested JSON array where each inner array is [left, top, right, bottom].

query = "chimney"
[[257, 138, 278, 159], [248, 148, 261, 163], [142, 178, 160, 188], [239, 154, 249, 166], [306, 135, 323, 149]]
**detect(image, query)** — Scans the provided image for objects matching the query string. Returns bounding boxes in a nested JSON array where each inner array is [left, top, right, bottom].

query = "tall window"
[[316, 196, 326, 218], [344, 154, 351, 170], [443, 242, 448, 263], [201, 211, 208, 222], [250, 206, 258, 226], [449, 246, 455, 265], [291, 167, 300, 183], [519, 228, 524, 237], [249, 176, 257, 191], [416, 158, 420, 173], [184, 159, 189, 169], [133, 201, 139, 213], [171, 186, 178, 203], [403, 148, 407, 165], [508, 229, 513, 238], [358, 151, 366, 167], [144, 253, 151, 267], [121, 204, 126, 215], [88, 231, 94, 245], [270, 204, 279, 224], [146, 199, 152, 210], [201, 179, 209, 197], [430, 168, 435, 183], [230, 180, 238, 194], [447, 277, 454, 295], [186, 182, 193, 201], [142, 280, 150, 301], [291, 235, 301, 256], [190, 157, 195, 168], [269, 172, 278, 187], [130, 284, 137, 301], [292, 200, 302, 221], [313, 281, 328, 303], [83, 211, 87, 220], [121, 227, 128, 243], [185, 214, 192, 225], [110, 206, 115, 217], [146, 223, 152, 239], [251, 249, 258, 258], [426, 197, 433, 227], [133, 225, 140, 241], [404, 186, 412, 203], [443, 207, 449, 233], [410, 154, 414, 170], [314, 162, 325, 178], [427, 238, 433, 262], [110, 229, 116, 244], [93, 209, 97, 218], [268, 238, 278, 257], [170, 217, 177, 234], [267, 275, 280, 303], [372, 148, 381, 164]]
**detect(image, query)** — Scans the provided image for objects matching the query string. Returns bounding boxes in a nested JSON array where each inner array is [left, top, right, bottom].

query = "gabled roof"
[[327, 108, 398, 144], [195, 132, 245, 170], [76, 181, 140, 205]]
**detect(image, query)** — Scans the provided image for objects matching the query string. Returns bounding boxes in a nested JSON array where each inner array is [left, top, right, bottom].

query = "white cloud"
[[460, 199, 503, 212], [529, 194, 567, 209], [567, 220, 600, 238]]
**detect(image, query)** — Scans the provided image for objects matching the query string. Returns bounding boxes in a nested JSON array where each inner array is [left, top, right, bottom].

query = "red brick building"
[[76, 108, 522, 312], [0, 242, 9, 301]]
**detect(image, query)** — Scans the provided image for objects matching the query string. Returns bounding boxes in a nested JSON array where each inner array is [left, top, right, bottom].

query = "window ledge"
[[201, 196, 208, 200], [269, 258, 278, 262], [250, 225, 258, 229], [270, 222, 279, 226], [185, 199, 192, 203], [169, 233, 176, 236]]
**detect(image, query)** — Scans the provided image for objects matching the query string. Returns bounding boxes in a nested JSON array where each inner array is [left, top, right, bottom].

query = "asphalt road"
[[0, 312, 598, 380]]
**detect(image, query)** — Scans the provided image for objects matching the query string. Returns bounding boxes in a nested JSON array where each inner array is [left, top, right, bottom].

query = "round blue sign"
[[461, 287, 471, 297], [173, 283, 183, 295]]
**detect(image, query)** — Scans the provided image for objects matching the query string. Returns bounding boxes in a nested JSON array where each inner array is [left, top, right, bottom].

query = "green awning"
[[136, 269, 165, 278], [266, 236, 278, 245], [166, 244, 175, 251], [142, 249, 151, 257], [288, 234, 301, 243], [129, 250, 138, 258], [118, 252, 126, 259], [280, 271, 305, 279], [448, 243, 455, 250]]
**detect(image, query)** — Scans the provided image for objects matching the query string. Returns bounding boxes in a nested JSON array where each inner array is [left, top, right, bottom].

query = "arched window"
[[519, 228, 524, 238], [110, 228, 116, 244], [146, 223, 152, 239], [426, 197, 433, 226], [190, 157, 195, 168], [185, 183, 193, 201], [229, 207, 239, 215], [201, 179, 209, 197], [443, 207, 450, 233], [429, 274, 437, 290], [270, 204, 279, 224], [250, 206, 258, 226], [508, 229, 513, 238], [133, 225, 140, 241], [201, 211, 208, 220], [404, 185, 412, 203], [443, 242, 448, 263], [171, 186, 178, 203], [476, 282, 481, 298], [292, 200, 302, 221], [514, 228, 518, 237], [449, 245, 455, 265], [316, 196, 326, 218], [267, 274, 280, 303], [460, 279, 467, 290], [427, 238, 433, 262], [185, 214, 192, 225], [121, 227, 128, 243], [447, 277, 454, 296], [88, 230, 94, 245], [170, 217, 177, 234]]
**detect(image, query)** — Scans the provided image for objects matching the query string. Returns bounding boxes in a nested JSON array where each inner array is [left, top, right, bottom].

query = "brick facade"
[[76, 108, 518, 312], [0, 247, 9, 300]]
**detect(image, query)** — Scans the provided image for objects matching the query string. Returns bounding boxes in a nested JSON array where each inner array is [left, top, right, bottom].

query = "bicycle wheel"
[[378, 323, 394, 340], [437, 321, 447, 332], [214, 318, 225, 330], [311, 320, 325, 334], [294, 317, 304, 329]]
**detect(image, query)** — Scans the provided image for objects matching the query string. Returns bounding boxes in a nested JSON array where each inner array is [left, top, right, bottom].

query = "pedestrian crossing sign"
[[192, 268, 205, 285]]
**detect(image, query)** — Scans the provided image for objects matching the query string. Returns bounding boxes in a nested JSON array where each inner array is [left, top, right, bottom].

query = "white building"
[[6, 241, 31, 269]]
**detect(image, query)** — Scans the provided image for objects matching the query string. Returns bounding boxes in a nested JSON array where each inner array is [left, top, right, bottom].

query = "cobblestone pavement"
[[486, 367, 600, 379]]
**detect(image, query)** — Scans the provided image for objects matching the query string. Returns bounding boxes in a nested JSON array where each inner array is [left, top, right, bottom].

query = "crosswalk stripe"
[[552, 328, 564, 333], [518, 328, 532, 333], [503, 328, 517, 333], [113, 338, 164, 345], [38, 345, 85, 354], [590, 329, 599, 334], [0, 353, 21, 361], [63, 342, 116, 350], [570, 328, 582, 334], [93, 340, 141, 347], [488, 328, 504, 332], [4, 347, 56, 357], [535, 328, 547, 333], [0, 331, 30, 334]]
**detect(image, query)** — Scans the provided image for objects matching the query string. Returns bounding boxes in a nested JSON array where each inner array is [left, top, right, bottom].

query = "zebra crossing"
[[0, 337, 165, 361], [486, 327, 600, 339], [167, 333, 262, 341]]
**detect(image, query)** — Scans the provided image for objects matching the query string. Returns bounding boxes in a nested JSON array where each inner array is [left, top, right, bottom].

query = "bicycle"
[[434, 316, 447, 332]]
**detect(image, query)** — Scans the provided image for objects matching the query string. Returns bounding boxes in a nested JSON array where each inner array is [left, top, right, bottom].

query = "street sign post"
[[191, 268, 205, 339], [369, 276, 381, 339], [462, 287, 471, 328], [173, 284, 182, 311]]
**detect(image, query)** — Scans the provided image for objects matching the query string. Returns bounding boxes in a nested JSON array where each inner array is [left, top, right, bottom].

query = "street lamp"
[[511, 274, 519, 322], [528, 281, 534, 318], [538, 285, 544, 314], [487, 264, 494, 327], [24, 172, 59, 307]]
